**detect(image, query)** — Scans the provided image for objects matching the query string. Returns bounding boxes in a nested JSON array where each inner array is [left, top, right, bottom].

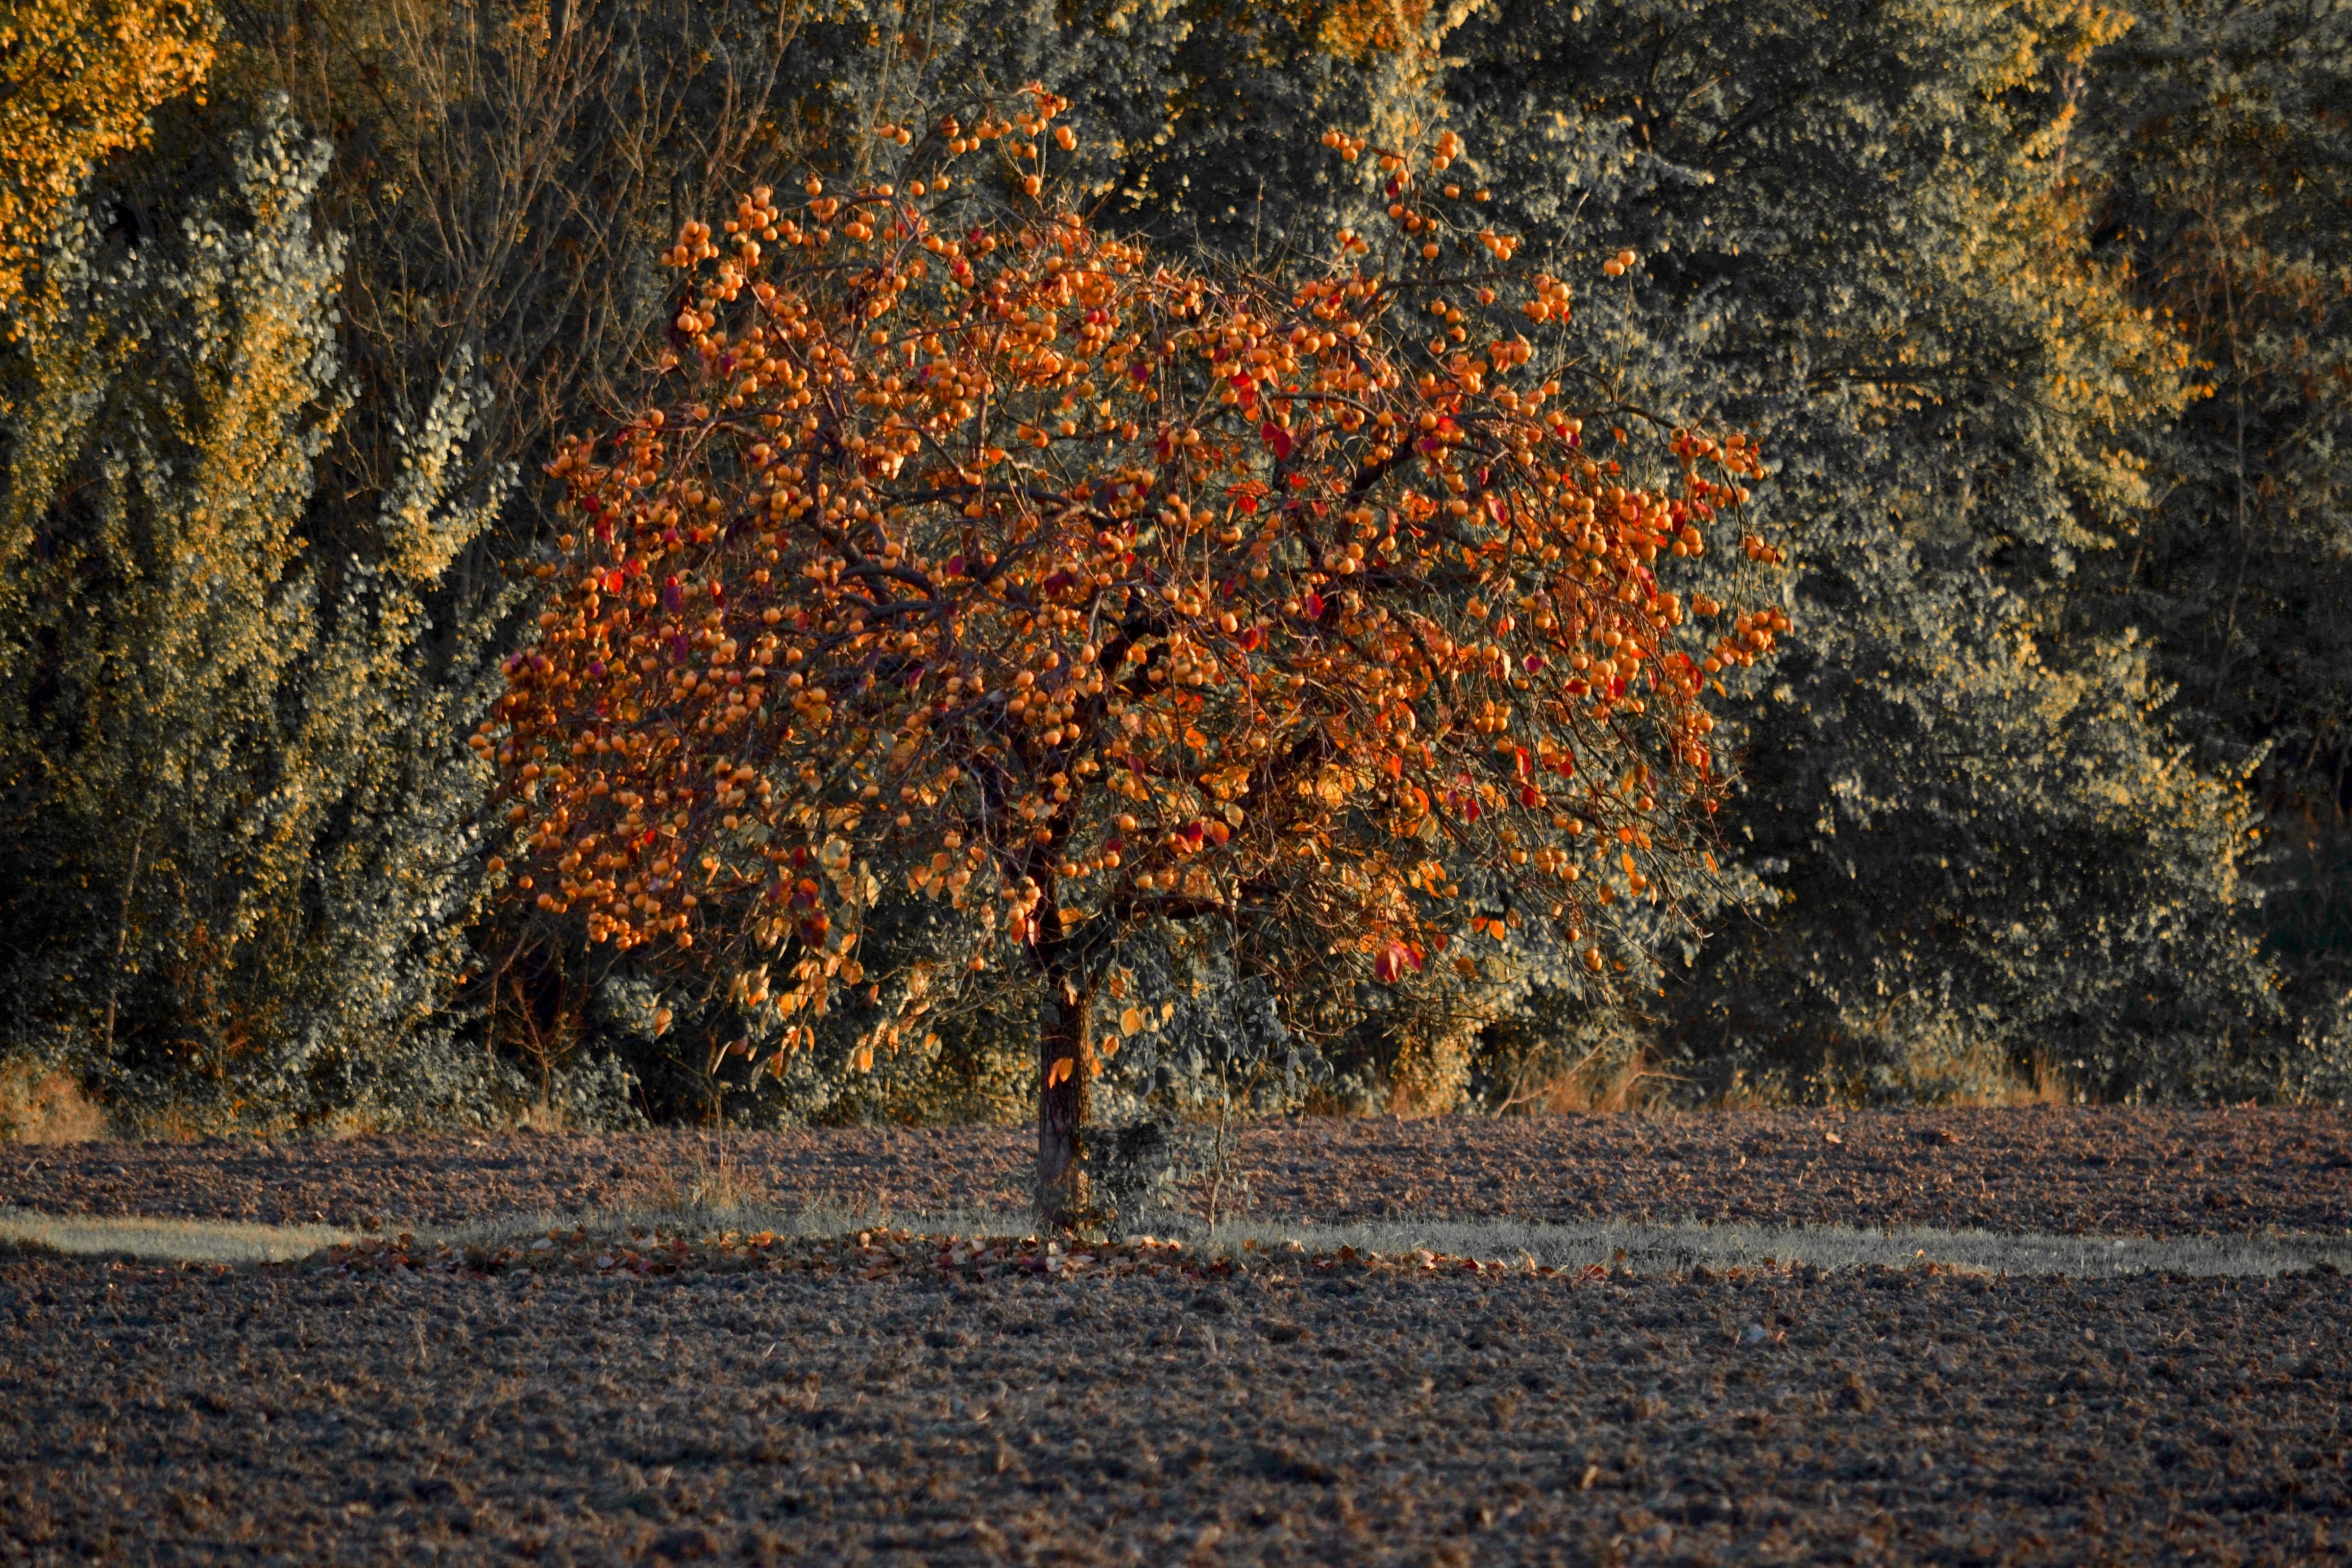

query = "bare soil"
[[0, 1107, 2345, 1237], [2, 1110, 2347, 1566], [4, 1247, 2348, 1565]]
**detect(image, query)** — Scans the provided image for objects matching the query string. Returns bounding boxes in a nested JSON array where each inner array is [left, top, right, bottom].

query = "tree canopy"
[[492, 100, 1780, 1215]]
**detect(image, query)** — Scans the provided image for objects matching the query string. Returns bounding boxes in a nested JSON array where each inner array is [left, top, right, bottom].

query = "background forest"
[[2, 0, 2346, 1139]]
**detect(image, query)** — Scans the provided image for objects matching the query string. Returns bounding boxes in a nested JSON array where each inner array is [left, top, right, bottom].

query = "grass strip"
[[327, 1203, 2351, 1283], [5, 1201, 2344, 1280], [0, 1207, 354, 1264], [1180, 1214, 2352, 1281]]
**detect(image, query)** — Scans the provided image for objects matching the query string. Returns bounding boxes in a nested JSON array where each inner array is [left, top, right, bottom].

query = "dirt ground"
[[2, 1110, 2347, 1566], [0, 1106, 2344, 1237], [2, 1247, 2347, 1565]]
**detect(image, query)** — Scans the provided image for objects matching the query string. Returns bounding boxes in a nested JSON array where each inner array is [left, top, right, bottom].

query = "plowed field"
[[2, 1110, 2346, 1565]]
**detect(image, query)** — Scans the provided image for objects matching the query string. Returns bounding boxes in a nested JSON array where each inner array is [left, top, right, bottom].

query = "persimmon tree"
[[488, 92, 1780, 1224]]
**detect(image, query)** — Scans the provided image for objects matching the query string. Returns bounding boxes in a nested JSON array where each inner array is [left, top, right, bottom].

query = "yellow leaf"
[[1119, 1007, 1143, 1036], [1047, 1056, 1075, 1086]]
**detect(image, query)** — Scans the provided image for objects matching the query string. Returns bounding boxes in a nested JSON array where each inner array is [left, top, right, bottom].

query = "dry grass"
[[0, 1065, 107, 1143], [1914, 1052, 2086, 1109], [1517, 1045, 1670, 1114], [633, 1134, 763, 1212]]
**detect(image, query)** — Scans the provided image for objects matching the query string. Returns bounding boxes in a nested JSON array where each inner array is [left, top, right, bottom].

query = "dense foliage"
[[0, 104, 553, 1130], [1422, 0, 2277, 1103], [0, 0, 216, 315], [2075, 0, 2352, 1093], [0, 0, 2344, 1154]]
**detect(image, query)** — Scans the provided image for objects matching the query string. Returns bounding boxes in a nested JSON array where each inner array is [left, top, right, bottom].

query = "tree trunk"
[[1034, 928, 1094, 1232], [100, 826, 148, 1064]]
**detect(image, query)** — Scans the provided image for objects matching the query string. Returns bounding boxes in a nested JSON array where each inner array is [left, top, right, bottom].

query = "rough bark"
[[1033, 920, 1095, 1232]]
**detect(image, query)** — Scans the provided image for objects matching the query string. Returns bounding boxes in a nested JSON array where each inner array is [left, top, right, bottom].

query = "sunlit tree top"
[[488, 93, 1781, 1170]]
